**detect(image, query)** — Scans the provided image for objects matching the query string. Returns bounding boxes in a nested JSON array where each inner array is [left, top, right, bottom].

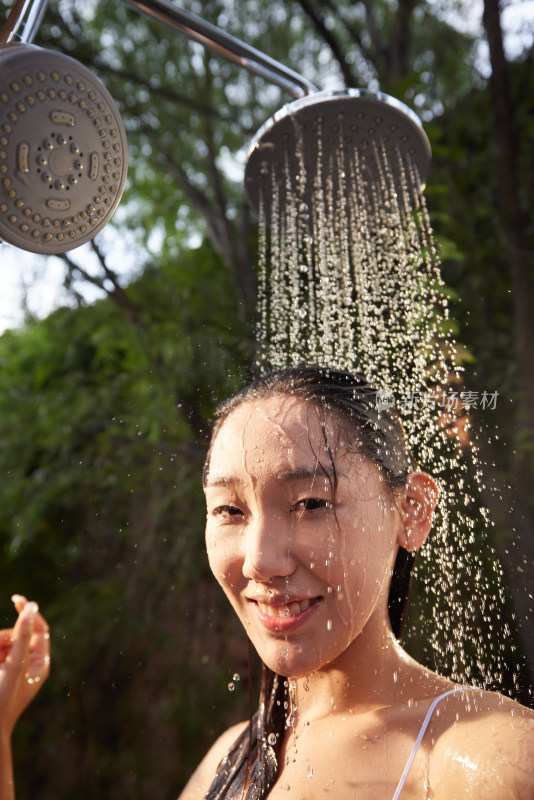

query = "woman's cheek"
[[205, 527, 242, 588]]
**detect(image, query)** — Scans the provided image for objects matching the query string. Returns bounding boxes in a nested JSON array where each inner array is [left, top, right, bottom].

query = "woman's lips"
[[251, 597, 322, 632]]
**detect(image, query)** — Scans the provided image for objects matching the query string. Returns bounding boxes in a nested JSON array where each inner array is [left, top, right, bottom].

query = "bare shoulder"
[[429, 688, 534, 800], [177, 720, 248, 800]]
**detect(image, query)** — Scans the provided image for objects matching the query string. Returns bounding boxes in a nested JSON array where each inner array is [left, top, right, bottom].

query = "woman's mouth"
[[250, 597, 322, 632]]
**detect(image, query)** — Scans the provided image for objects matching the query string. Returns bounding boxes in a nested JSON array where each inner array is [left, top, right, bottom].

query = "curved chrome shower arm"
[[121, 0, 318, 98], [2, 0, 317, 97], [0, 0, 49, 45]]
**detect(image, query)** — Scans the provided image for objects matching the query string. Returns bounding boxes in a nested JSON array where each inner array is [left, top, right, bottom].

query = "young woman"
[[3, 366, 534, 799]]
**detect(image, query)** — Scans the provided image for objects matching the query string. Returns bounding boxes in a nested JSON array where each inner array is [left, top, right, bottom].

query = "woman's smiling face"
[[204, 394, 403, 678]]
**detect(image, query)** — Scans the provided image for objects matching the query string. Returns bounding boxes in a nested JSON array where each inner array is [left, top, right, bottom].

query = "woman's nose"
[[242, 514, 296, 582]]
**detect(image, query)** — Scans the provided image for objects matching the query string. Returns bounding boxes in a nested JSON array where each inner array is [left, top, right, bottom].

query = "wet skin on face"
[[204, 395, 406, 679]]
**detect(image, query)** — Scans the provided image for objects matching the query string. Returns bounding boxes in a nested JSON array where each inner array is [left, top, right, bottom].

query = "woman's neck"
[[286, 615, 438, 728]]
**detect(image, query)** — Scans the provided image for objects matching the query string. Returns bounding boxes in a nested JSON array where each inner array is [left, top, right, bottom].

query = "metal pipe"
[[121, 0, 318, 98], [16, 0, 48, 42], [0, 0, 49, 45], [2, 0, 317, 97]]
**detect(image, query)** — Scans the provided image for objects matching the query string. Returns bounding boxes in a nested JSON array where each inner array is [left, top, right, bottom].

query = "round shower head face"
[[244, 89, 431, 219], [0, 44, 128, 255]]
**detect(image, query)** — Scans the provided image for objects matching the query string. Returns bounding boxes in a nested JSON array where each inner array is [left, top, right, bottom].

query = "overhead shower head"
[[244, 89, 431, 219], [0, 42, 128, 255]]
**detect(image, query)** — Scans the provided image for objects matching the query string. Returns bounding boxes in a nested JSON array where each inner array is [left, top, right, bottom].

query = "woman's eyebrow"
[[276, 466, 343, 482], [205, 466, 346, 488], [204, 475, 244, 488]]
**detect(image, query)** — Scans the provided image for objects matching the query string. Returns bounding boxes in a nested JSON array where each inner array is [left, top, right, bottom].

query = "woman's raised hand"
[[0, 595, 50, 737]]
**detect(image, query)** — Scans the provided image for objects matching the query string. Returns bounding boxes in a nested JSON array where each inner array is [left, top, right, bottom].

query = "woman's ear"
[[397, 472, 439, 552]]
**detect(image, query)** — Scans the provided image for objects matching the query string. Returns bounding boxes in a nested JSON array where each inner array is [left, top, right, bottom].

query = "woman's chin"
[[256, 641, 328, 679]]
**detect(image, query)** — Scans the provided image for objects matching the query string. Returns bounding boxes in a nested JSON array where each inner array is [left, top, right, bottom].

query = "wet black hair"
[[203, 365, 417, 800]]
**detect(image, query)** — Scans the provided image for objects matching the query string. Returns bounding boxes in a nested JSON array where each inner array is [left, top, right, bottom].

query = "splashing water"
[[255, 118, 516, 690]]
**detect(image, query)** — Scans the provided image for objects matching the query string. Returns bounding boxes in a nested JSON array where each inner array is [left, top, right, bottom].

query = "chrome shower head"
[[244, 89, 431, 218], [0, 42, 128, 254]]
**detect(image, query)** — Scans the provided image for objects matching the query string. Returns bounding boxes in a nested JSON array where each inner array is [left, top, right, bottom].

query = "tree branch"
[[141, 124, 229, 256], [294, 0, 359, 87], [58, 245, 140, 323], [91, 59, 253, 135], [201, 60, 256, 307], [389, 0, 417, 81], [89, 239, 141, 321], [140, 123, 256, 310], [320, 0, 387, 78], [360, 0, 389, 74]]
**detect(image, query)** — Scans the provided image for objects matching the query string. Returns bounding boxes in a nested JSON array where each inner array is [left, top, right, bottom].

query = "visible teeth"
[[258, 598, 313, 617]]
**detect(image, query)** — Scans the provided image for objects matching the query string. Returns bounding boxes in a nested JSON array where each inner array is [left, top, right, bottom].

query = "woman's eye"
[[212, 505, 243, 517], [292, 498, 331, 512]]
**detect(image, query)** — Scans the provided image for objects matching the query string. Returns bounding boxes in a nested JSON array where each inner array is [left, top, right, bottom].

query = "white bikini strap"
[[391, 688, 459, 800]]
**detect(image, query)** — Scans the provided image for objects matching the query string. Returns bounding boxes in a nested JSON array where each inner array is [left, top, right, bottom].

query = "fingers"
[[11, 594, 27, 614], [9, 602, 38, 674], [11, 594, 48, 634], [29, 619, 51, 681], [8, 595, 50, 680], [0, 595, 49, 737]]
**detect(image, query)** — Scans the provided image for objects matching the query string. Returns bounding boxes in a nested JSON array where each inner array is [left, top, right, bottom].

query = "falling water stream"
[[253, 118, 516, 692]]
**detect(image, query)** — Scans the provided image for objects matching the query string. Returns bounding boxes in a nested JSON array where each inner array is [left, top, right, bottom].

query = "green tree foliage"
[[0, 242, 252, 798], [429, 41, 534, 675]]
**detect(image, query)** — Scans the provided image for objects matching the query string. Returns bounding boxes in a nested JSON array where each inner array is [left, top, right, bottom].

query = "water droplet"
[[227, 682, 235, 692], [327, 619, 332, 631], [267, 732, 276, 746]]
